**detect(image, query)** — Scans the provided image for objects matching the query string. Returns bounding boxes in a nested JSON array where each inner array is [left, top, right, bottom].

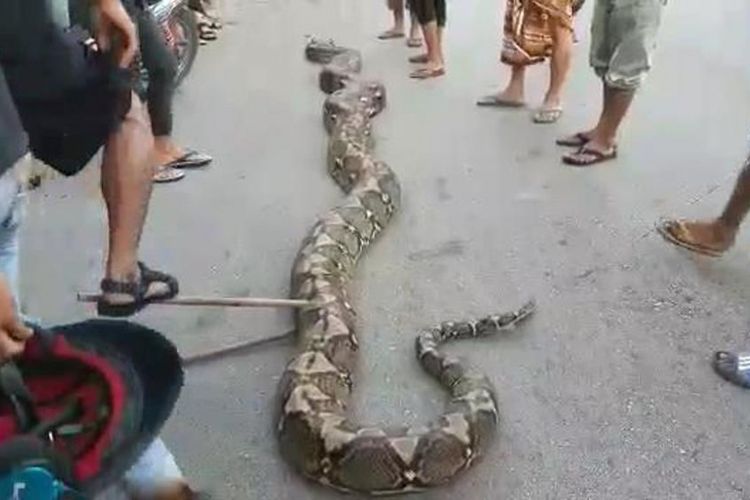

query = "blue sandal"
[[713, 351, 750, 389]]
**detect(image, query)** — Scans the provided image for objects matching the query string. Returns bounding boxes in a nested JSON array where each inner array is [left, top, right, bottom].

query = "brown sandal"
[[408, 54, 429, 64], [655, 219, 727, 257]]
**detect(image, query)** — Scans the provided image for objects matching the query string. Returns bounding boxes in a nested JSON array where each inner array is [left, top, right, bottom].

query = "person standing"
[[130, 2, 213, 183], [477, 0, 580, 124], [378, 0, 422, 48], [558, 0, 665, 166], [408, 0, 446, 79]]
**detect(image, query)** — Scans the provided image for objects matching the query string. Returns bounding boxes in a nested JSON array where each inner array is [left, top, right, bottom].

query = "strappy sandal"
[[656, 219, 727, 257], [556, 132, 591, 147], [562, 145, 617, 167], [97, 262, 179, 317], [713, 351, 750, 389]]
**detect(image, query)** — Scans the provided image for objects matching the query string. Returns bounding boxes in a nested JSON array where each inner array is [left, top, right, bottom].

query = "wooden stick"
[[76, 293, 313, 309], [182, 330, 294, 366]]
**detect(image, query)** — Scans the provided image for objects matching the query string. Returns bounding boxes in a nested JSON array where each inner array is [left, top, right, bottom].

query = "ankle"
[[543, 93, 562, 107], [588, 131, 616, 149], [714, 218, 740, 241], [106, 259, 139, 282]]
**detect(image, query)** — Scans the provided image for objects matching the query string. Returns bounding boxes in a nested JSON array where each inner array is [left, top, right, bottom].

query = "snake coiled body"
[[277, 39, 536, 495]]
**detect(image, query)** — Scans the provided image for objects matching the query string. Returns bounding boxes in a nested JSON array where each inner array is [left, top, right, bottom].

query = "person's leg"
[[583, 85, 634, 152], [434, 0, 446, 65], [123, 438, 199, 499], [410, 0, 444, 78], [562, 0, 663, 164], [557, 0, 609, 146], [138, 11, 210, 181], [99, 93, 174, 303], [0, 159, 27, 305], [379, 0, 405, 38], [542, 18, 574, 111], [657, 153, 750, 255], [407, 0, 431, 62], [407, 7, 422, 45], [480, 65, 526, 106], [137, 11, 178, 161]]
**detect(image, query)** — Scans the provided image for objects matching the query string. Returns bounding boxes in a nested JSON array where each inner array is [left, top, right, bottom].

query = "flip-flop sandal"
[[408, 54, 429, 64], [378, 30, 405, 40], [97, 261, 180, 317], [406, 37, 423, 48], [713, 351, 750, 389], [153, 166, 185, 183], [556, 132, 591, 147], [167, 150, 213, 169], [655, 219, 726, 257], [562, 145, 617, 167], [476, 95, 526, 108], [409, 67, 445, 80], [532, 107, 563, 124]]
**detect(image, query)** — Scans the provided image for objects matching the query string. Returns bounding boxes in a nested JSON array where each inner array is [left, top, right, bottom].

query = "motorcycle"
[[140, 0, 199, 88]]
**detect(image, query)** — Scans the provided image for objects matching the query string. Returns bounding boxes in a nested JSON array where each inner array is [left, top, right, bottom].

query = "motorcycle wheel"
[[171, 7, 199, 87]]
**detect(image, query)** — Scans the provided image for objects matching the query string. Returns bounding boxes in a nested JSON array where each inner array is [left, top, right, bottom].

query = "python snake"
[[276, 38, 536, 495]]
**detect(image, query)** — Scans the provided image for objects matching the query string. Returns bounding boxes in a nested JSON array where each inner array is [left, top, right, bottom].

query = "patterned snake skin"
[[277, 38, 536, 495]]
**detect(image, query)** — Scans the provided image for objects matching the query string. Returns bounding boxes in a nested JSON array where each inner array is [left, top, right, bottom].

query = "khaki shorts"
[[590, 0, 666, 90]]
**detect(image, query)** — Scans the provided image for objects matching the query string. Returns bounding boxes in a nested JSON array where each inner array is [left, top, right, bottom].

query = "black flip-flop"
[[198, 25, 218, 41], [378, 30, 405, 40], [166, 150, 213, 169], [713, 351, 750, 389], [476, 95, 526, 108], [556, 132, 591, 148], [97, 262, 179, 317]]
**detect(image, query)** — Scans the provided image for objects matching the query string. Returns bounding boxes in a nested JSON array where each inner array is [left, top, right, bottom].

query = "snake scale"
[[276, 38, 536, 495]]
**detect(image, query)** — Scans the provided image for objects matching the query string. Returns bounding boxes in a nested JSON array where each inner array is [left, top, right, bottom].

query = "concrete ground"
[[20, 0, 750, 498]]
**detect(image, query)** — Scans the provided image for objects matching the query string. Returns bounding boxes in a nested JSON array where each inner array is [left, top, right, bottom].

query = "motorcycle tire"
[[172, 6, 199, 87]]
